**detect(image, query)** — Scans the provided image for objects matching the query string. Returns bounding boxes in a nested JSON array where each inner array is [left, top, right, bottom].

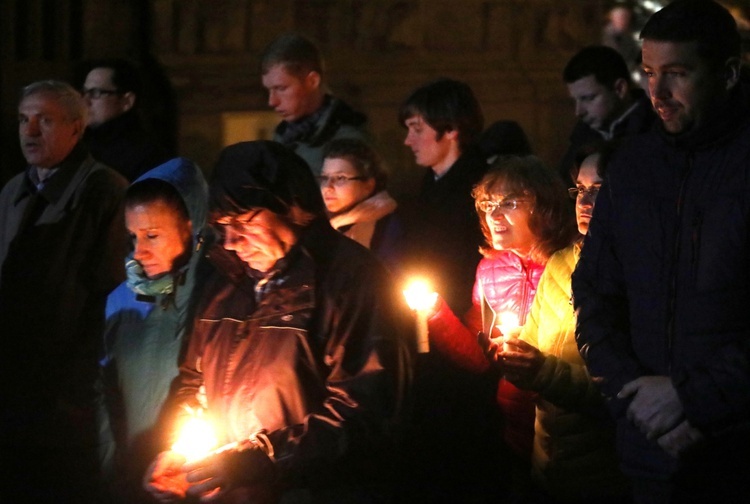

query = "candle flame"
[[403, 278, 438, 311], [498, 312, 519, 329], [171, 410, 218, 463]]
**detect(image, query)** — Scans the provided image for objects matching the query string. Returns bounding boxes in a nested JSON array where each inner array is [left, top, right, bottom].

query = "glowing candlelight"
[[171, 410, 219, 463], [403, 278, 438, 353], [497, 311, 521, 351]]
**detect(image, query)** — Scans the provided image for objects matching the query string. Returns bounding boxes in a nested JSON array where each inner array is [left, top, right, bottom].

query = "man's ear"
[[444, 128, 459, 142], [613, 77, 630, 100], [304, 71, 321, 91], [724, 57, 741, 91], [121, 92, 136, 113]]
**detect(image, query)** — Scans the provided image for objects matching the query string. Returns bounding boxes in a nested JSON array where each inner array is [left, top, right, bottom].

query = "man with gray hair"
[[0, 80, 128, 501]]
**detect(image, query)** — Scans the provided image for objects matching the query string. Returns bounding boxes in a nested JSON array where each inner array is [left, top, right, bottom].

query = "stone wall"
[[1, 0, 609, 193], [152, 0, 606, 196]]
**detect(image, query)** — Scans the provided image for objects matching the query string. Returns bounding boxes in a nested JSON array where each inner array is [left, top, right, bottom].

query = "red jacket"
[[429, 249, 545, 458]]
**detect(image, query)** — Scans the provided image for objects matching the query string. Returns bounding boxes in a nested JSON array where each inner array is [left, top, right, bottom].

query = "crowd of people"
[[1, 1, 749, 503]]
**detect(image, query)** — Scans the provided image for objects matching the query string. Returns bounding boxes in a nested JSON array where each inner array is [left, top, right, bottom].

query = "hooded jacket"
[[99, 157, 209, 499], [170, 141, 411, 501]]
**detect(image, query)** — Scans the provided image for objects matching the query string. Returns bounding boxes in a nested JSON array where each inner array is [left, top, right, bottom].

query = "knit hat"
[[210, 140, 326, 218]]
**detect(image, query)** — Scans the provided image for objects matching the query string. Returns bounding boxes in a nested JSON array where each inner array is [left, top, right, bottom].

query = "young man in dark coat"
[[261, 34, 370, 175], [559, 45, 656, 186], [572, 1, 750, 502]]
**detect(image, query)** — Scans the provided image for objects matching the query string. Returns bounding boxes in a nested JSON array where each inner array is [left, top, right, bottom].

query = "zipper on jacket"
[[666, 153, 694, 372]]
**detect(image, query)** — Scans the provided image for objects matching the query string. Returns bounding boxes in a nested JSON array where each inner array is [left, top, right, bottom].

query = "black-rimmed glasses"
[[568, 185, 601, 200]]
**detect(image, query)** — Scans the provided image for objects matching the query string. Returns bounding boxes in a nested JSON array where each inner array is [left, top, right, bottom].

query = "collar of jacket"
[[275, 95, 366, 147], [15, 142, 88, 205]]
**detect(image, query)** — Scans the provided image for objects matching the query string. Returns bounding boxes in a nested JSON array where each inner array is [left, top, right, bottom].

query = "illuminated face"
[[218, 209, 298, 273], [320, 157, 376, 215], [403, 114, 457, 175], [574, 154, 604, 235], [18, 92, 82, 168], [82, 68, 132, 127], [126, 200, 192, 279], [483, 182, 536, 256], [642, 39, 727, 135], [261, 64, 321, 122], [567, 75, 624, 131]]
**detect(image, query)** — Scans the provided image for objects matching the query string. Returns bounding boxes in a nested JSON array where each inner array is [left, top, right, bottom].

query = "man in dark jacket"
[[82, 58, 169, 181], [0, 80, 128, 502], [572, 1, 750, 502], [399, 77, 487, 316], [559, 45, 656, 185], [144, 141, 410, 503], [261, 34, 370, 175]]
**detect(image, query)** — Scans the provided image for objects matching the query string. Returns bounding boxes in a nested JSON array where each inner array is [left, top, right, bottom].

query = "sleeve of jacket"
[[427, 277, 490, 373], [571, 178, 647, 418], [97, 294, 126, 489], [520, 263, 604, 412]]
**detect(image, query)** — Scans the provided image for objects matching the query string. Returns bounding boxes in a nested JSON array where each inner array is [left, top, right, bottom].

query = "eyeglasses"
[[317, 175, 368, 187], [81, 87, 121, 99], [477, 199, 526, 214], [568, 185, 601, 200]]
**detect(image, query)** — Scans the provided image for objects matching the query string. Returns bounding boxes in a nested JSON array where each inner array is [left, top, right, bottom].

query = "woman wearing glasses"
[[424, 155, 578, 499], [319, 138, 404, 272], [486, 143, 630, 503]]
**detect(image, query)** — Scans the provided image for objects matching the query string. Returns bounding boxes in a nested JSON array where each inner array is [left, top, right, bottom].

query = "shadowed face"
[[574, 154, 603, 235], [642, 39, 728, 135], [126, 199, 192, 279], [218, 209, 298, 273], [18, 92, 82, 168], [262, 64, 322, 122], [320, 157, 376, 215]]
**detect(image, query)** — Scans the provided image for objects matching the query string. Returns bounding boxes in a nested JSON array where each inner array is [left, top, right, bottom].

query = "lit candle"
[[171, 410, 219, 463], [497, 311, 520, 352], [403, 278, 438, 353]]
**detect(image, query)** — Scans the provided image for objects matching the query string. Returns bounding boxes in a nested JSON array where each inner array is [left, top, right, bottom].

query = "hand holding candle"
[[497, 311, 521, 351], [403, 278, 438, 353]]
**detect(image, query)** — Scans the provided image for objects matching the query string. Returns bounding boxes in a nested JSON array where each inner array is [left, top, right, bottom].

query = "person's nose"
[[574, 101, 586, 119], [650, 74, 671, 101], [223, 226, 239, 251], [21, 117, 40, 137], [404, 131, 414, 147], [268, 90, 280, 108], [133, 239, 150, 262]]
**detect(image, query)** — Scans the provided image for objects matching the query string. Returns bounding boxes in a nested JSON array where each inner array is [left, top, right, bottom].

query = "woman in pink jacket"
[[419, 155, 577, 501]]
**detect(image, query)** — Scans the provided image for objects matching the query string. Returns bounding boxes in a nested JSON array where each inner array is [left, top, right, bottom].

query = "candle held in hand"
[[403, 278, 438, 353]]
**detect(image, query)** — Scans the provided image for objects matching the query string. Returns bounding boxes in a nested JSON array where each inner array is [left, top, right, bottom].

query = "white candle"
[[403, 278, 437, 353], [497, 311, 520, 352]]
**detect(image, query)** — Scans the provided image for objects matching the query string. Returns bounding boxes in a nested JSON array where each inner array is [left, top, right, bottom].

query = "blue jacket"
[[572, 84, 750, 480], [98, 157, 208, 498]]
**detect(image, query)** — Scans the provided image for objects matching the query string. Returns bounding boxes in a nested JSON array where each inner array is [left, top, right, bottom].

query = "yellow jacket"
[[519, 243, 628, 501]]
